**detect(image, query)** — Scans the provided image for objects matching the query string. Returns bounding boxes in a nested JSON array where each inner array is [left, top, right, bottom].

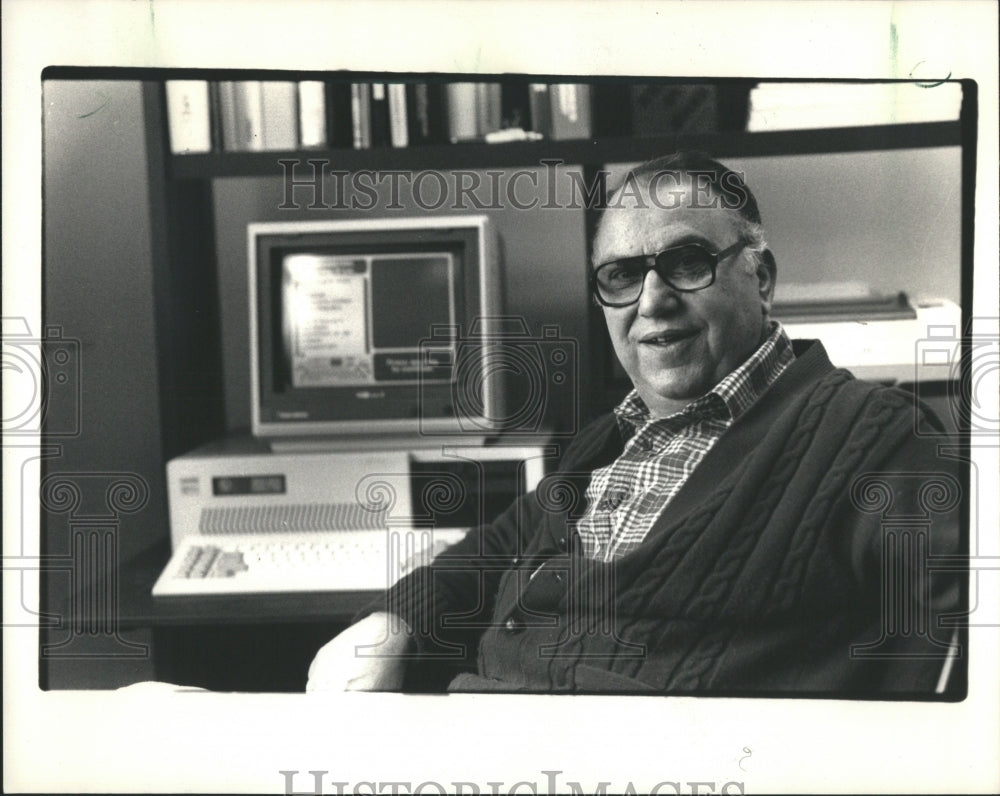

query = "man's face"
[[592, 181, 775, 418]]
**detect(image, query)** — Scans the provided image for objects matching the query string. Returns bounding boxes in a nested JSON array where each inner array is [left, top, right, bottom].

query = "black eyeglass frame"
[[590, 239, 748, 308]]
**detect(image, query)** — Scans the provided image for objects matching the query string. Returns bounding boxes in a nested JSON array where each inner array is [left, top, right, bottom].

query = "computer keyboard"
[[151, 529, 466, 596]]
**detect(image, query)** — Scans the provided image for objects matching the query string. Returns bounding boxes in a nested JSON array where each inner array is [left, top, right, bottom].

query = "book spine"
[[370, 82, 390, 147], [234, 80, 265, 151], [475, 82, 503, 136], [500, 79, 531, 130], [325, 82, 353, 147], [407, 83, 449, 144], [165, 80, 212, 154], [424, 83, 449, 143], [261, 81, 299, 151], [218, 81, 239, 151], [351, 83, 372, 149], [446, 82, 478, 142], [388, 83, 409, 148], [297, 80, 327, 148], [406, 83, 428, 143], [549, 83, 592, 140], [208, 81, 224, 152], [528, 83, 552, 138]]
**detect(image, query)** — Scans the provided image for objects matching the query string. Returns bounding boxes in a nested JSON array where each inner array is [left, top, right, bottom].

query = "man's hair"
[[596, 151, 773, 275]]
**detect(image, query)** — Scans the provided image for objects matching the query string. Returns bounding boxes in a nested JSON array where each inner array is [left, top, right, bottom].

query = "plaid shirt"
[[576, 323, 795, 562]]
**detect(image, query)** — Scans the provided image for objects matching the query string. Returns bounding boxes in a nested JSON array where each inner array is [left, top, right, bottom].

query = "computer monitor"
[[248, 216, 502, 441]]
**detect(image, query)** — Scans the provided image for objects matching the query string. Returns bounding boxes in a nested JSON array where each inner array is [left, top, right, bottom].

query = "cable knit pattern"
[[768, 389, 906, 615], [620, 371, 852, 689], [376, 341, 962, 695], [672, 386, 919, 690]]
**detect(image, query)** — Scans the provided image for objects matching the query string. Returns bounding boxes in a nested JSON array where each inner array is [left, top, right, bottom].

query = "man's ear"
[[757, 249, 777, 314]]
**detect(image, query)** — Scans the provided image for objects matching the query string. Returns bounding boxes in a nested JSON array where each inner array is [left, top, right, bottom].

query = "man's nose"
[[637, 268, 680, 315]]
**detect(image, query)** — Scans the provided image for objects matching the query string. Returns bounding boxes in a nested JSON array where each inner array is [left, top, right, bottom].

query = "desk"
[[115, 540, 381, 692], [149, 595, 375, 692]]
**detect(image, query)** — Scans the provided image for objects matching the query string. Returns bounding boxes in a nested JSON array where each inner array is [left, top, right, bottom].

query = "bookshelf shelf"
[[168, 121, 962, 180]]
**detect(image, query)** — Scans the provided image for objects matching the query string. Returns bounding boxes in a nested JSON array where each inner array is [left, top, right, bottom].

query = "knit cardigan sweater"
[[380, 340, 962, 695]]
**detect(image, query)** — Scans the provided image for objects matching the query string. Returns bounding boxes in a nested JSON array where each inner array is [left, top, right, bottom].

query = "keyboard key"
[[189, 546, 219, 579], [179, 546, 202, 578], [211, 551, 249, 578]]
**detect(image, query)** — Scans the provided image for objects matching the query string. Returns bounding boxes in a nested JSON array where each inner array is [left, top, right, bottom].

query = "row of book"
[[164, 81, 758, 155], [164, 80, 597, 154]]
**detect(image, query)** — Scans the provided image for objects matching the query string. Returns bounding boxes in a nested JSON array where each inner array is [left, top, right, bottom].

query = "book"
[[218, 80, 266, 151], [549, 84, 592, 140], [325, 82, 353, 147], [165, 80, 212, 154], [387, 83, 409, 148], [370, 82, 390, 147], [261, 81, 298, 150], [499, 79, 531, 130], [217, 81, 238, 150], [406, 83, 430, 143], [406, 82, 448, 145], [208, 81, 224, 152], [237, 81, 265, 151], [350, 83, 372, 149], [528, 83, 552, 137], [475, 83, 503, 136], [446, 82, 478, 142], [297, 80, 327, 148]]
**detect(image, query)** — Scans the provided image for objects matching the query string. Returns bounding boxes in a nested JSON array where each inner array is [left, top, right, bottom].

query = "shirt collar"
[[614, 322, 795, 435]]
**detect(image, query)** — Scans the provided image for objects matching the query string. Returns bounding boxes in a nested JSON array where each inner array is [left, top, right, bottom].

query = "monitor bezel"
[[248, 215, 501, 440]]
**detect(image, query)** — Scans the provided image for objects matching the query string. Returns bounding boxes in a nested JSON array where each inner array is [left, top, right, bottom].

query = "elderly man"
[[308, 152, 961, 695]]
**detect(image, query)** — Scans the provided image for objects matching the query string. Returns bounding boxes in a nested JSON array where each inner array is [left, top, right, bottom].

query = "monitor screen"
[[249, 217, 501, 440]]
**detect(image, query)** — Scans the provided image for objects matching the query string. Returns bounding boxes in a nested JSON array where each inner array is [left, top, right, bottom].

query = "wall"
[[42, 79, 161, 687]]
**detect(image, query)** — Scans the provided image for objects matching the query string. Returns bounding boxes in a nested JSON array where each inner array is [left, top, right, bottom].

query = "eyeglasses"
[[590, 240, 747, 307]]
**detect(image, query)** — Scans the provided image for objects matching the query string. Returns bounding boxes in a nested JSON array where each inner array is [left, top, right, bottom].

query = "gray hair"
[[735, 217, 769, 275], [598, 151, 774, 275]]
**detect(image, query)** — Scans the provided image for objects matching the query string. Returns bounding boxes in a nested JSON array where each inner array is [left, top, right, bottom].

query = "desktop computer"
[[154, 216, 555, 598], [153, 437, 550, 595]]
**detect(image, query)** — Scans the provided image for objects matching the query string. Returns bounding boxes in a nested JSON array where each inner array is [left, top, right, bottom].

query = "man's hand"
[[306, 612, 414, 692]]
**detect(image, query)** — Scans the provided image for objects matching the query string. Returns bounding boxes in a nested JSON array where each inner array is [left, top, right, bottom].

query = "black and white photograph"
[[3, 1, 999, 793]]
